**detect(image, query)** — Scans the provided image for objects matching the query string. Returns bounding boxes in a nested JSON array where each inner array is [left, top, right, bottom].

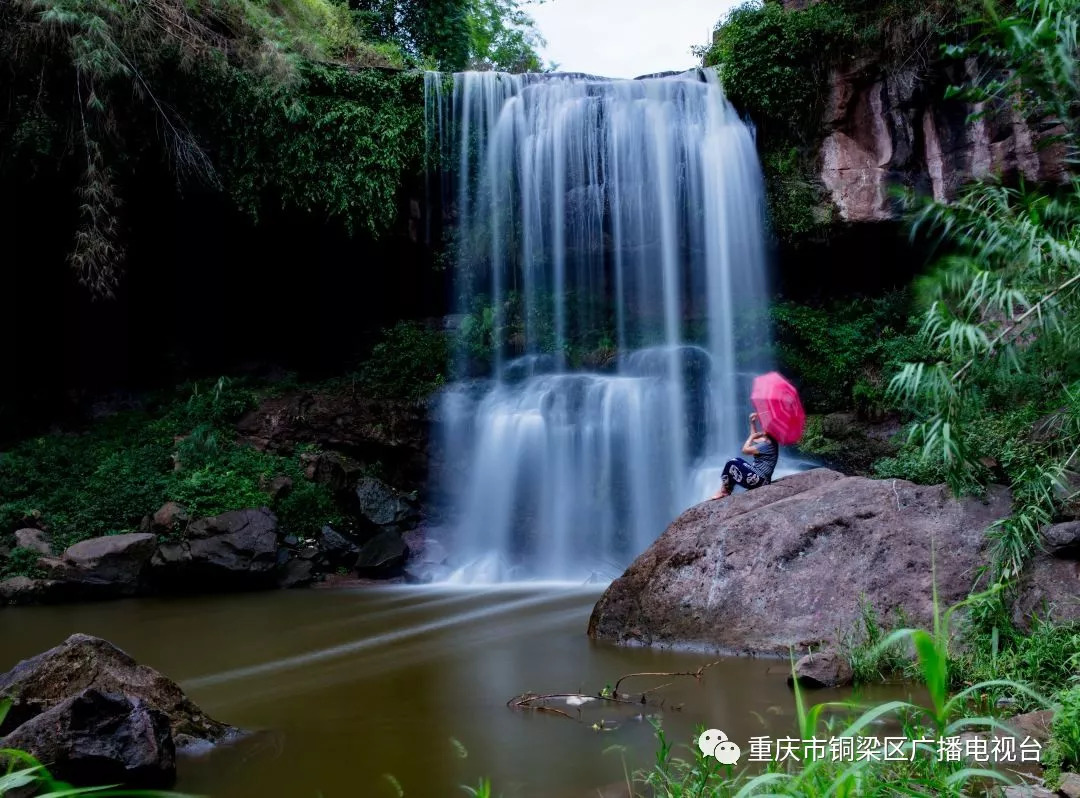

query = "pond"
[[0, 585, 917, 797]]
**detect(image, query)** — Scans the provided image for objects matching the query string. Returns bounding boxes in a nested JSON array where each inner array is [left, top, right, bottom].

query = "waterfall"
[[425, 69, 773, 584]]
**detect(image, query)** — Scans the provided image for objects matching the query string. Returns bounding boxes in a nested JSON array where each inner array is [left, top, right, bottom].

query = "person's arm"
[[742, 413, 762, 455], [741, 431, 760, 456]]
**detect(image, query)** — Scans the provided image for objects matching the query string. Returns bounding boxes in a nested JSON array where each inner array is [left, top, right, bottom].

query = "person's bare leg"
[[710, 487, 730, 500]]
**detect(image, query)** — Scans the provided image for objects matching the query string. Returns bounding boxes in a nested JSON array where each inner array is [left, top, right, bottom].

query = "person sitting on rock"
[[710, 412, 778, 500]]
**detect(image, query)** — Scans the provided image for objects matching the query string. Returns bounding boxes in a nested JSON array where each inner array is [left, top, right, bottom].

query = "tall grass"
[[627, 586, 1052, 797]]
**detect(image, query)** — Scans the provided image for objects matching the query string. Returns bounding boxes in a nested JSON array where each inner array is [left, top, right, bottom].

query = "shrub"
[[358, 320, 451, 403], [0, 377, 339, 550], [1046, 684, 1080, 781]]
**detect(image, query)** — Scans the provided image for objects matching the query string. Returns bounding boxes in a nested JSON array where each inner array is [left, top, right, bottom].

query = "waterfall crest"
[[425, 70, 772, 583]]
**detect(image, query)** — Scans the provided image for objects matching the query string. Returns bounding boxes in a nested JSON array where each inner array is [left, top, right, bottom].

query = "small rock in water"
[[787, 649, 854, 689]]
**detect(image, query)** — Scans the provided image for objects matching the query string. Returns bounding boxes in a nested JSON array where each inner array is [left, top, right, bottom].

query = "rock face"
[[587, 469, 1011, 655], [2, 689, 175, 788], [1014, 549, 1080, 629], [0, 634, 238, 786], [819, 57, 1068, 222], [150, 507, 282, 591]]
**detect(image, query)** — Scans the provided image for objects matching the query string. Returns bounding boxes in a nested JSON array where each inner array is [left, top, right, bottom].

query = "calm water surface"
[[0, 586, 918, 797]]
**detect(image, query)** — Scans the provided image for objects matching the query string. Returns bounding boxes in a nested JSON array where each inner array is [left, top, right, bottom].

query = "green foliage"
[[1046, 684, 1080, 780], [771, 291, 928, 413], [0, 378, 339, 552], [629, 587, 1044, 797], [761, 147, 827, 242], [887, 1, 1080, 608], [0, 548, 46, 580], [358, 321, 451, 402], [872, 439, 950, 485], [350, 0, 547, 71], [951, 619, 1080, 713], [705, 2, 856, 146], [198, 65, 425, 237], [841, 598, 913, 684], [464, 0, 547, 72]]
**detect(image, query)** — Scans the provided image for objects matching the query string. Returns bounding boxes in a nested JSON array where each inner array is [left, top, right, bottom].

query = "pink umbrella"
[[751, 372, 805, 446]]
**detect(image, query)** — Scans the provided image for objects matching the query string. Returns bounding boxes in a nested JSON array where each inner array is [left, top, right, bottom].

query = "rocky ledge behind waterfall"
[[587, 468, 1075, 655]]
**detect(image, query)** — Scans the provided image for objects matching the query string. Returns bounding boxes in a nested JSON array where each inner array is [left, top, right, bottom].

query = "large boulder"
[[587, 469, 1011, 655], [0, 634, 238, 749], [1, 688, 175, 788], [149, 507, 282, 591], [354, 477, 420, 530], [60, 533, 157, 594]]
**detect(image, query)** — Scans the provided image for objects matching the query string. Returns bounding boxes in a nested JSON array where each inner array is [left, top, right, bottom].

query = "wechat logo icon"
[[697, 728, 741, 765]]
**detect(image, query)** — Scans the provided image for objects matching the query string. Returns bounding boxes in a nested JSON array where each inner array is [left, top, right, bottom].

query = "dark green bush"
[[0, 547, 46, 580], [358, 320, 451, 402], [771, 291, 928, 413]]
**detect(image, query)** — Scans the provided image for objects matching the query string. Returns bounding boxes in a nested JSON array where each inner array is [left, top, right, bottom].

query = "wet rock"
[[1013, 555, 1080, 629], [149, 507, 282, 591], [61, 533, 157, 593], [316, 525, 360, 570], [14, 528, 52, 556], [279, 558, 316, 589], [788, 649, 853, 689], [1, 688, 175, 788], [0, 634, 237, 746], [355, 530, 407, 577], [301, 451, 365, 492], [588, 469, 1011, 654], [354, 477, 420, 530], [1043, 522, 1080, 558]]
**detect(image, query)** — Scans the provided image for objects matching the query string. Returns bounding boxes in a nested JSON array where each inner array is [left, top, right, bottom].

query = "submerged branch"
[[612, 660, 723, 696]]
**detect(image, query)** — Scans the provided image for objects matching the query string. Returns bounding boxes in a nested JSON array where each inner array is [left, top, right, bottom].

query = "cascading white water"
[[425, 69, 774, 584]]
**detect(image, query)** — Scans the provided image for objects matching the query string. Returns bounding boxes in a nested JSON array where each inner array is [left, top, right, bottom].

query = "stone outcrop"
[[150, 507, 283, 591], [0, 634, 239, 788], [819, 57, 1068, 223], [587, 469, 1012, 655], [61, 532, 157, 593]]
